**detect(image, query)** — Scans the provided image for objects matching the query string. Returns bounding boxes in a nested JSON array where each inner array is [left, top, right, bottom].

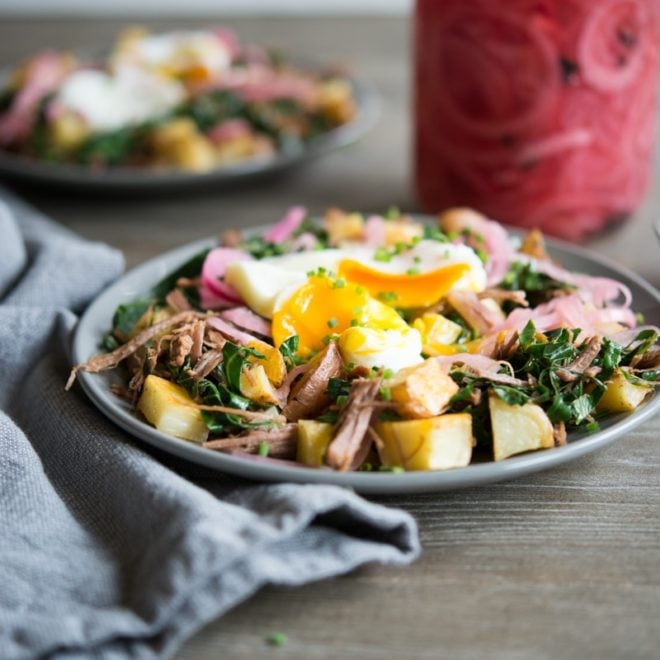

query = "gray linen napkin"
[[0, 189, 420, 660]]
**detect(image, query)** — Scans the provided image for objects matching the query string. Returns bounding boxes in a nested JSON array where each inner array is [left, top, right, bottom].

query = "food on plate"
[[489, 394, 554, 462], [0, 28, 357, 172], [138, 374, 209, 444], [67, 207, 659, 472], [374, 414, 474, 471]]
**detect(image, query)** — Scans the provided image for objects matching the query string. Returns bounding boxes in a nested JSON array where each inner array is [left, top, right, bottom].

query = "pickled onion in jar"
[[414, 0, 659, 241]]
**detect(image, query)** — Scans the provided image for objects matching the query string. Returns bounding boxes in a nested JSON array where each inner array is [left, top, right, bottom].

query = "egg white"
[[338, 326, 423, 372], [225, 240, 486, 319], [57, 69, 185, 132], [115, 31, 232, 79]]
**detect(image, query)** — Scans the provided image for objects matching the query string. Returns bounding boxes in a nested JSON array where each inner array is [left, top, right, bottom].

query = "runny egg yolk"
[[272, 274, 408, 356], [336, 259, 470, 309]]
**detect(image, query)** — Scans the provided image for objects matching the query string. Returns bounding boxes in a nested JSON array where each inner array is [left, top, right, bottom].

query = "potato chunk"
[[297, 420, 334, 467], [383, 218, 424, 246], [597, 370, 652, 414], [412, 313, 463, 356], [239, 364, 281, 406], [489, 394, 553, 461], [374, 414, 473, 471], [324, 208, 365, 246], [50, 111, 88, 152], [150, 118, 216, 172], [386, 359, 459, 418], [317, 79, 356, 124], [138, 375, 209, 444], [246, 340, 287, 387]]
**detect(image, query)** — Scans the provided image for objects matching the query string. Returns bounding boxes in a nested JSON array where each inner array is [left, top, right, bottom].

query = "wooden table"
[[1, 17, 659, 660]]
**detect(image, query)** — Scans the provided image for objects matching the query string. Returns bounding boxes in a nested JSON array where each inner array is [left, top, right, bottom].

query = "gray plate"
[[0, 77, 379, 192], [71, 222, 660, 494]]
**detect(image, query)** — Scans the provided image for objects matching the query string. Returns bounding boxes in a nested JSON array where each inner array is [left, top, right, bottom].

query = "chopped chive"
[[378, 291, 398, 303], [327, 317, 338, 329], [258, 442, 269, 457], [382, 368, 394, 379], [374, 247, 391, 262], [267, 632, 288, 647], [379, 386, 392, 401], [350, 318, 359, 327], [406, 267, 421, 276], [385, 205, 400, 220], [413, 255, 422, 263], [322, 335, 331, 345], [333, 278, 346, 288]]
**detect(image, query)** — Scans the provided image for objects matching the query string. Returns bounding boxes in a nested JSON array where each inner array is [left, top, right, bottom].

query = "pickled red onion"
[[493, 292, 636, 337], [200, 247, 252, 306], [363, 215, 387, 247], [415, 0, 658, 240], [0, 51, 73, 145], [264, 206, 306, 243], [207, 118, 252, 143]]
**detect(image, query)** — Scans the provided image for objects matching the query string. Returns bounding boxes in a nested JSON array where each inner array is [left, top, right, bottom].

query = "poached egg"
[[57, 68, 185, 132], [224, 240, 486, 372]]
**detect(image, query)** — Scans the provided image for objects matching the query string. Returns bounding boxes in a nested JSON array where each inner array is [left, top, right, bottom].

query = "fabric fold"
[[0, 187, 420, 660]]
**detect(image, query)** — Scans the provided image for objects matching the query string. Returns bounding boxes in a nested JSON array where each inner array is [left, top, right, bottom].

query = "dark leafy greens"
[[501, 261, 574, 307], [446, 322, 656, 431]]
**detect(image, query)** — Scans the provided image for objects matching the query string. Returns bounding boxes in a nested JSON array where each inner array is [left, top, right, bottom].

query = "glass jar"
[[414, 0, 659, 240]]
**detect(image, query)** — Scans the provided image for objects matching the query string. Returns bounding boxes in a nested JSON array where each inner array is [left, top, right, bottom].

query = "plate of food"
[[0, 28, 378, 190], [68, 207, 660, 494]]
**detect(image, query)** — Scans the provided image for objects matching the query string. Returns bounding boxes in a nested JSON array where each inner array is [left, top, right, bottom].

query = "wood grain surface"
[[0, 16, 658, 660]]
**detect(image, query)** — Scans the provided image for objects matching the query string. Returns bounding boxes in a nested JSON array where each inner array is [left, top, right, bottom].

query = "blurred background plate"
[[0, 75, 379, 192]]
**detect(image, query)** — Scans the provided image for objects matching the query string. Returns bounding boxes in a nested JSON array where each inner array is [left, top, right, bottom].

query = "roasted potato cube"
[[246, 340, 287, 387], [138, 375, 209, 444], [374, 414, 473, 471], [412, 313, 463, 356], [297, 419, 334, 467], [171, 137, 216, 172], [215, 135, 275, 165], [151, 117, 197, 142], [239, 363, 281, 406], [386, 359, 459, 418], [438, 207, 489, 235], [324, 208, 365, 246], [49, 111, 89, 152], [489, 394, 554, 461], [317, 79, 356, 124], [479, 298, 506, 323], [150, 118, 216, 172], [597, 370, 652, 414], [383, 218, 424, 246], [129, 306, 173, 339]]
